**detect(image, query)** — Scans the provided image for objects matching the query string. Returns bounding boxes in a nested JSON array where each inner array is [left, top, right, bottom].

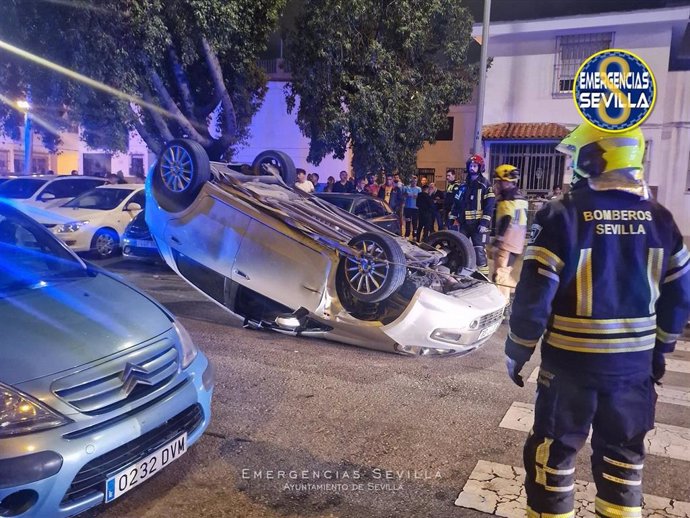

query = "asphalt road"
[[84, 257, 690, 518]]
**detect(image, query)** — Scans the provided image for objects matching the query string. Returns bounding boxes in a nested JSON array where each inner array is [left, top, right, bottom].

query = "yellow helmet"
[[556, 123, 648, 198], [494, 164, 520, 182]]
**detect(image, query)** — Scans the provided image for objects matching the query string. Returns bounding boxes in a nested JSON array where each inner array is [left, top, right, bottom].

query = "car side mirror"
[[39, 192, 56, 202], [125, 202, 142, 212]]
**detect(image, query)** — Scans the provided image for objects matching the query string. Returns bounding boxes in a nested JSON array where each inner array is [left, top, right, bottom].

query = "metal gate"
[[487, 142, 565, 195]]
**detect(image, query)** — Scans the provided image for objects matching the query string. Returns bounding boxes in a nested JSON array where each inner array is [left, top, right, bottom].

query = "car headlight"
[[55, 220, 89, 233], [173, 320, 198, 369], [0, 383, 71, 438]]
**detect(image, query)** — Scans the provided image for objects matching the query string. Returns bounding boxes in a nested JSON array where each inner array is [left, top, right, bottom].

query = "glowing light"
[[16, 100, 30, 110], [0, 39, 206, 131], [0, 93, 62, 136], [18, 403, 33, 413]]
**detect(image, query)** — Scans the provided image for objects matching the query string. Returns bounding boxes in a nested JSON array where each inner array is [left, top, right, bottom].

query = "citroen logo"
[[121, 362, 153, 396]]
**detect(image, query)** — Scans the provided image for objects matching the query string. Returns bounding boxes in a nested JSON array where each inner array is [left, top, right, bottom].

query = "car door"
[[366, 199, 400, 234]]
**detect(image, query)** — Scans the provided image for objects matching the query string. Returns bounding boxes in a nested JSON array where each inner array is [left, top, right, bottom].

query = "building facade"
[[467, 5, 690, 237]]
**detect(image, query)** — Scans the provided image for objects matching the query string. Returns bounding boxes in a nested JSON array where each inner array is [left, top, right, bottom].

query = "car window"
[[316, 195, 352, 211], [40, 178, 106, 200], [126, 190, 146, 208], [366, 199, 389, 218], [0, 178, 48, 199], [353, 200, 370, 217], [0, 203, 85, 296], [64, 188, 134, 210]]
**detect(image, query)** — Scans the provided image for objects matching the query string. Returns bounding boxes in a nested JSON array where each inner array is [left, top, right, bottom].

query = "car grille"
[[478, 309, 504, 329], [60, 404, 203, 506], [52, 339, 179, 415]]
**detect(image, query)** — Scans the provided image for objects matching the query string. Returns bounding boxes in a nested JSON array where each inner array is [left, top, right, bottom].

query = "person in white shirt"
[[295, 168, 315, 194]]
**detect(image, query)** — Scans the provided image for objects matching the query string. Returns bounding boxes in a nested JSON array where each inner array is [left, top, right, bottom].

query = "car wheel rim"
[[160, 145, 194, 192], [96, 234, 115, 256], [345, 240, 390, 295]]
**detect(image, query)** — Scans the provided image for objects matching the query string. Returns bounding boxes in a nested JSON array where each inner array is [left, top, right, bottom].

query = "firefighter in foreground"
[[504, 124, 690, 518], [452, 154, 495, 276], [492, 164, 529, 305]]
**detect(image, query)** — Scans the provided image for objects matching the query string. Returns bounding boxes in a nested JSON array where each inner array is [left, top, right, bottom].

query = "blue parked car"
[[0, 201, 214, 517]]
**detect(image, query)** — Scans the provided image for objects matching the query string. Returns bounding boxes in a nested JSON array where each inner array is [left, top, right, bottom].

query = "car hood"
[[33, 206, 110, 224], [0, 271, 173, 385]]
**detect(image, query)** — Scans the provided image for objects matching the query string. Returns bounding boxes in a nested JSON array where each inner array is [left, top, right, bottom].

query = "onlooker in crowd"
[[324, 176, 336, 192], [365, 173, 380, 197], [378, 174, 403, 217], [46, 169, 55, 175], [420, 176, 429, 188], [312, 173, 325, 192], [115, 170, 128, 184], [393, 173, 404, 190], [354, 176, 367, 194], [70, 169, 79, 176], [402, 175, 421, 240], [295, 168, 315, 193], [416, 183, 435, 242], [491, 164, 528, 304], [429, 183, 445, 231], [332, 170, 354, 193], [134, 171, 146, 183], [106, 173, 119, 185], [548, 185, 563, 199], [444, 170, 461, 229]]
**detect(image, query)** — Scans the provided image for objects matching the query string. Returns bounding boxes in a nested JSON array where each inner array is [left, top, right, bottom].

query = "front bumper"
[[51, 229, 93, 253], [122, 237, 162, 261], [0, 352, 214, 518]]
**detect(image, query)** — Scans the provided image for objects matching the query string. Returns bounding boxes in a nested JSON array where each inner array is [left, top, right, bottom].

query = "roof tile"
[[482, 122, 570, 140]]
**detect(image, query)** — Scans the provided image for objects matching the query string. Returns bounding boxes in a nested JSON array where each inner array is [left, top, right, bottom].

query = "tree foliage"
[[286, 0, 477, 177], [0, 0, 284, 160]]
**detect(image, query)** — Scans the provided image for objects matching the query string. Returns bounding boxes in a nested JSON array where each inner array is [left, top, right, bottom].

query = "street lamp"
[[16, 99, 32, 175]]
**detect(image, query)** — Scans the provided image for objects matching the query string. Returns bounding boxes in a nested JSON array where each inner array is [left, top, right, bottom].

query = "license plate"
[[130, 239, 157, 249], [105, 433, 187, 503], [478, 321, 501, 340]]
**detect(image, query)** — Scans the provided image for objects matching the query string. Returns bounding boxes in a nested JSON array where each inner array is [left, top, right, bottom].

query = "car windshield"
[[315, 195, 353, 211], [0, 178, 48, 199], [0, 203, 86, 296], [64, 188, 132, 210]]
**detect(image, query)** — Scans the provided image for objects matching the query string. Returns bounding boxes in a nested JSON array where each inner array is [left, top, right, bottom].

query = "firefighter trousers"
[[460, 225, 489, 276], [524, 367, 656, 518]]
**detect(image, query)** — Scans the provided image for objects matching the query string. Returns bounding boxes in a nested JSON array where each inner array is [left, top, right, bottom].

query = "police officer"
[[444, 169, 461, 229], [452, 154, 495, 276], [505, 124, 690, 518], [492, 164, 528, 304]]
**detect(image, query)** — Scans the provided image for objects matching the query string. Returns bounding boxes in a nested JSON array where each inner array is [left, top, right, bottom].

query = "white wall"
[[234, 81, 352, 178]]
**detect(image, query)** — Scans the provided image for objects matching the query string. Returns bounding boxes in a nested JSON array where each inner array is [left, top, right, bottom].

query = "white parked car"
[[0, 175, 107, 210], [35, 184, 146, 258]]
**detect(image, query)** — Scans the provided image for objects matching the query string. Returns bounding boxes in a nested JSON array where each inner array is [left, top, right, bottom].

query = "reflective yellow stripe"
[[544, 483, 575, 492], [603, 456, 643, 470], [552, 320, 655, 335], [552, 315, 655, 326], [524, 246, 564, 273], [535, 438, 552, 487], [526, 506, 575, 518], [481, 215, 492, 221], [594, 497, 642, 518], [647, 248, 663, 313], [602, 473, 641, 486], [576, 248, 593, 317], [656, 328, 680, 344], [669, 245, 689, 269], [508, 331, 539, 348], [543, 466, 575, 475], [544, 332, 655, 353], [664, 261, 690, 284], [537, 268, 560, 283]]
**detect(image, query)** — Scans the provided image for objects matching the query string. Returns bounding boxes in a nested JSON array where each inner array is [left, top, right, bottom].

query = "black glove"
[[505, 356, 526, 387], [652, 350, 666, 383]]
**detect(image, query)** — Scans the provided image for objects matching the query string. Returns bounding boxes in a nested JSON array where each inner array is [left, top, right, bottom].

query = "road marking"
[[526, 367, 690, 407], [454, 460, 690, 518], [499, 402, 690, 462]]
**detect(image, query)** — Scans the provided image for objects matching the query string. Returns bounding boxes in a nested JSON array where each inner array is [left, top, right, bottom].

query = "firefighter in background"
[[444, 169, 461, 229], [492, 164, 528, 304], [452, 154, 495, 276], [504, 124, 690, 518]]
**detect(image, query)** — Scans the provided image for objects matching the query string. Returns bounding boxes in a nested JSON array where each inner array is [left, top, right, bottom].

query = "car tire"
[[340, 232, 407, 303], [425, 230, 476, 273], [152, 139, 211, 212], [91, 228, 119, 259], [251, 150, 296, 185]]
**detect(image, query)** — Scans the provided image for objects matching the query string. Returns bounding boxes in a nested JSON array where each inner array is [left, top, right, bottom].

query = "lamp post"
[[17, 99, 32, 175], [472, 0, 492, 156]]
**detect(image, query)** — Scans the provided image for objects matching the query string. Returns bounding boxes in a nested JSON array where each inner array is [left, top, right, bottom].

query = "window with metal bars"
[[553, 33, 614, 96], [488, 142, 565, 195], [0, 150, 9, 173]]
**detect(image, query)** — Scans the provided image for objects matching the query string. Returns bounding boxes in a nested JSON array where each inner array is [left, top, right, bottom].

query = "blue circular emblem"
[[573, 49, 656, 132]]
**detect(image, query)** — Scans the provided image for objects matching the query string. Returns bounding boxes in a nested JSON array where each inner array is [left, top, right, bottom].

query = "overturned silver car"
[[145, 140, 506, 356]]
